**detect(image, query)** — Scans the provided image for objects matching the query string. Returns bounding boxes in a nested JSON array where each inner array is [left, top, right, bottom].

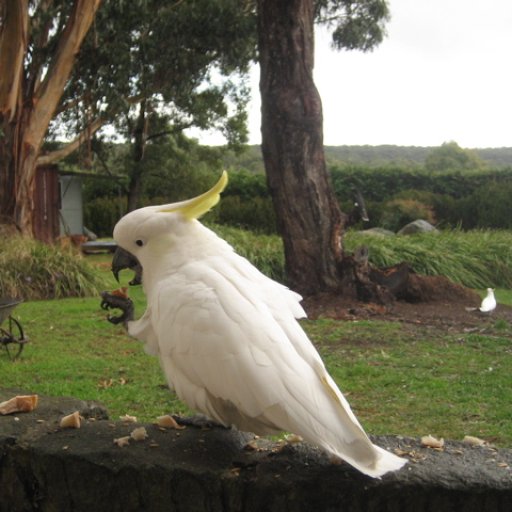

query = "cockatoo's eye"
[[135, 239, 145, 247]]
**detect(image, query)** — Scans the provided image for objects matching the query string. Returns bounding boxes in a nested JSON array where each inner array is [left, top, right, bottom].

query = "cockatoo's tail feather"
[[112, 171, 407, 479], [158, 171, 228, 220]]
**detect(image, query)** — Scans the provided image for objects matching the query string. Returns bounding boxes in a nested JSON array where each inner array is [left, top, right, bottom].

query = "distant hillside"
[[475, 147, 512, 167], [325, 145, 512, 168], [324, 145, 429, 167], [222, 145, 512, 172]]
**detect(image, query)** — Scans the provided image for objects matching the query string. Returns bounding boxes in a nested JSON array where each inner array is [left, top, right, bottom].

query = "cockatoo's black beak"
[[111, 247, 142, 285]]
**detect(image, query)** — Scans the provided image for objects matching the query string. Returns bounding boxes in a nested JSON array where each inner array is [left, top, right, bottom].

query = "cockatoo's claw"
[[100, 291, 134, 326], [106, 313, 126, 325], [171, 414, 229, 430]]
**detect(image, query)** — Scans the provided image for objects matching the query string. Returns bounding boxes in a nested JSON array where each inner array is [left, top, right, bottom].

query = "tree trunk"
[[0, 0, 101, 236], [126, 100, 149, 212], [0, 0, 28, 227], [257, 0, 347, 295], [0, 122, 16, 225], [0, 103, 37, 232]]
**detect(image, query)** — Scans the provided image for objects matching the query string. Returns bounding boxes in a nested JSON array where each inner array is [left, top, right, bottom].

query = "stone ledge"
[[1, 389, 511, 512]]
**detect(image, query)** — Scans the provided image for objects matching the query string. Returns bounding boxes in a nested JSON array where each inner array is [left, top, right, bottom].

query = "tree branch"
[[56, 95, 87, 116], [26, 0, 101, 146], [146, 129, 178, 142], [36, 117, 105, 166]]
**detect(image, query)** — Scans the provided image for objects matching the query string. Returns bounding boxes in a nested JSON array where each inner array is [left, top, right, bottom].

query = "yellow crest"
[[158, 171, 228, 220]]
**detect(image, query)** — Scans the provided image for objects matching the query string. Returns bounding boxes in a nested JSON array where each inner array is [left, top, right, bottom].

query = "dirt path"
[[303, 289, 512, 336]]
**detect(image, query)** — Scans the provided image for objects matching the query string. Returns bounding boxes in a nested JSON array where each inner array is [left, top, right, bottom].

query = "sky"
[[191, 0, 512, 149]]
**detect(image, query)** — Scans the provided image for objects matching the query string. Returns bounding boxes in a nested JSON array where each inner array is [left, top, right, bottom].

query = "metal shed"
[[59, 174, 84, 237], [33, 166, 85, 243], [34, 165, 120, 244]]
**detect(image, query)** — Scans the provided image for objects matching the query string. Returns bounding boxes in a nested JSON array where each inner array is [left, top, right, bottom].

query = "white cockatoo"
[[110, 172, 406, 478], [479, 288, 496, 313]]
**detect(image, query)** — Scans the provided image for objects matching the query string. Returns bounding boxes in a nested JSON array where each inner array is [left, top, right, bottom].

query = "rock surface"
[[1, 389, 511, 512], [363, 227, 396, 237], [398, 219, 438, 235]]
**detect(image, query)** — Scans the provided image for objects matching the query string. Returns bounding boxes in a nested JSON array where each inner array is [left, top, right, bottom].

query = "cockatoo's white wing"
[[128, 307, 160, 356], [150, 256, 405, 478]]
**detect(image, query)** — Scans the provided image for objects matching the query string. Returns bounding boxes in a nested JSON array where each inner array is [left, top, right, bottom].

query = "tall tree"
[[0, 0, 101, 234], [1, 0, 256, 234], [55, 0, 256, 212], [257, 0, 389, 295], [425, 141, 486, 172]]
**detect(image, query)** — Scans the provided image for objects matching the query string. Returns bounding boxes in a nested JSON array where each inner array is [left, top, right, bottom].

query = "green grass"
[[211, 227, 512, 290], [345, 229, 512, 289], [1, 228, 512, 447], [3, 227, 512, 298], [208, 223, 285, 282], [305, 318, 512, 445], [1, 256, 190, 419], [0, 234, 103, 299]]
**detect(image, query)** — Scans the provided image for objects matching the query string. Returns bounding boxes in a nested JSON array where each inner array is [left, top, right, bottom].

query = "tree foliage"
[[1, 0, 257, 233], [54, 0, 257, 210], [315, 0, 389, 51], [425, 141, 486, 172], [57, 0, 257, 146]]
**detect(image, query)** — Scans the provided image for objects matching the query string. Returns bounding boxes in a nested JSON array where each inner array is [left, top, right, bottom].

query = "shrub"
[[223, 169, 269, 199], [0, 234, 103, 300], [208, 224, 285, 282], [84, 196, 126, 238], [472, 182, 512, 229], [345, 229, 512, 289], [208, 225, 512, 291], [379, 198, 436, 231], [218, 195, 277, 234]]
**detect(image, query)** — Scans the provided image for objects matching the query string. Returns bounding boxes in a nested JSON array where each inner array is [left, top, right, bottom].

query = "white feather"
[[479, 288, 496, 312], [115, 212, 406, 478]]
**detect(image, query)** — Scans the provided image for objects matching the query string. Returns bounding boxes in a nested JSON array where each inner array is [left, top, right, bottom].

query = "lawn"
[[1, 252, 511, 447], [305, 317, 512, 445]]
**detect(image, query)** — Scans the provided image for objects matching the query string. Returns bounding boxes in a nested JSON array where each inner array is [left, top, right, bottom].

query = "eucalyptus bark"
[[257, 0, 347, 295], [0, 0, 28, 225], [0, 0, 101, 236]]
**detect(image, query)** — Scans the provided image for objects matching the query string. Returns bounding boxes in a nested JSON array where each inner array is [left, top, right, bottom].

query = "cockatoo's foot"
[[172, 414, 229, 430], [100, 290, 134, 326]]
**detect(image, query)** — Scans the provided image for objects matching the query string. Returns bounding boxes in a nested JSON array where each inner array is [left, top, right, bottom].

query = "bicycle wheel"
[[2, 316, 27, 360]]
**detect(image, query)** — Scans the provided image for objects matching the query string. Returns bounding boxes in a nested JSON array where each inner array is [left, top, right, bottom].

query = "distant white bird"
[[110, 172, 407, 478], [465, 287, 497, 313], [479, 288, 497, 313]]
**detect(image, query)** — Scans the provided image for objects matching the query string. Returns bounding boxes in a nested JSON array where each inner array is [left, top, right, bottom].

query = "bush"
[[0, 234, 103, 300], [208, 225, 512, 291], [472, 182, 512, 229], [379, 198, 436, 231], [84, 196, 126, 238], [345, 229, 512, 289], [208, 224, 285, 282], [218, 195, 277, 234], [330, 164, 512, 203], [222, 169, 269, 199], [329, 165, 512, 230]]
